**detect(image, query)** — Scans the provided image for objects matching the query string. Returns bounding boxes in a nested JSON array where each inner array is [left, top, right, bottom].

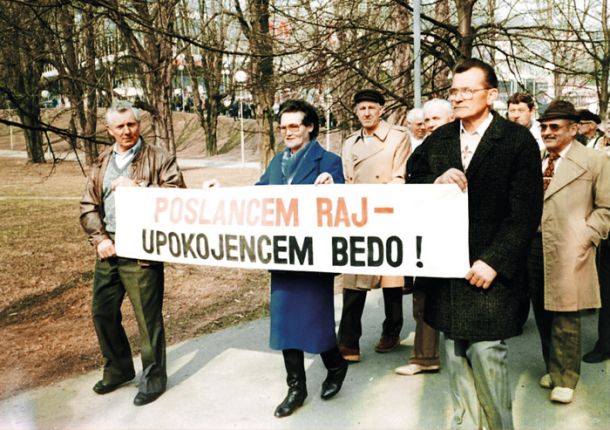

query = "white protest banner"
[[115, 184, 470, 277]]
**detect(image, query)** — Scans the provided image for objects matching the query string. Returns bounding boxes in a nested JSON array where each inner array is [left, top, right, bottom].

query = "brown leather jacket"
[[80, 140, 186, 247]]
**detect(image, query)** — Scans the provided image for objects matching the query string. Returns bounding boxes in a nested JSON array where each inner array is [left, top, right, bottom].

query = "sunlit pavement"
[[0, 289, 608, 430], [0, 149, 260, 170]]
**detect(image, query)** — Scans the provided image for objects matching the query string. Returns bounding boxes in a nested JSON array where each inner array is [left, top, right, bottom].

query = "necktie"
[[543, 152, 560, 191], [461, 134, 476, 170]]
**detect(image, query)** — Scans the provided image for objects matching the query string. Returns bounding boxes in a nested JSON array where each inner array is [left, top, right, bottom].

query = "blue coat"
[[257, 140, 344, 353]]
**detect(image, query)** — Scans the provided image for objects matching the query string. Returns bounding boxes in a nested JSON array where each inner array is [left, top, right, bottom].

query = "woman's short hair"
[[278, 99, 320, 139]]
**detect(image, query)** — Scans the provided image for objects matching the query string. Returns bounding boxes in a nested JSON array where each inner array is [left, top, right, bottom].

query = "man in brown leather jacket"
[[80, 100, 185, 406]]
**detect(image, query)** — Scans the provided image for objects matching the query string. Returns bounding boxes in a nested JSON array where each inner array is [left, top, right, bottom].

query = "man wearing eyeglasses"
[[408, 59, 543, 429], [527, 100, 610, 404], [578, 109, 603, 149], [337, 89, 411, 363]]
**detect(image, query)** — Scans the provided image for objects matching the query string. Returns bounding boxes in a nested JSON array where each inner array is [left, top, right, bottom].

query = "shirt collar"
[[113, 138, 142, 156], [362, 120, 391, 141], [460, 113, 493, 136], [547, 142, 572, 160]]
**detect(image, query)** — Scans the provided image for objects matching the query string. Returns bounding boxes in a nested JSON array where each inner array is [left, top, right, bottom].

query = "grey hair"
[[406, 107, 425, 122], [105, 100, 142, 124], [423, 99, 453, 117]]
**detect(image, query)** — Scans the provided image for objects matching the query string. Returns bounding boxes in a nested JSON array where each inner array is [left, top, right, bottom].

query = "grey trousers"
[[445, 338, 514, 430]]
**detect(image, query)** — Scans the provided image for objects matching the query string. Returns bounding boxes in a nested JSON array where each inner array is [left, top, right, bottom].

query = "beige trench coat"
[[541, 142, 610, 311], [341, 120, 412, 290]]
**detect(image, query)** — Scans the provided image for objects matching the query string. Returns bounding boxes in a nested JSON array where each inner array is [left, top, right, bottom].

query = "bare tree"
[[234, 0, 277, 167], [0, 1, 47, 163]]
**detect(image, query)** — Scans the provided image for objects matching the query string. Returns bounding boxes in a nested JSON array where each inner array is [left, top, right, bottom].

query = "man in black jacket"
[[408, 59, 543, 429]]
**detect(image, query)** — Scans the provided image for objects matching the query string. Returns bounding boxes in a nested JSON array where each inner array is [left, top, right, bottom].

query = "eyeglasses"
[[278, 123, 303, 134], [540, 123, 567, 132], [448, 87, 489, 100]]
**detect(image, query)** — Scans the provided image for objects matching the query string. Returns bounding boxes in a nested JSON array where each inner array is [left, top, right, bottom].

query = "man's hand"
[[434, 168, 468, 192], [314, 172, 334, 185], [97, 238, 117, 259], [111, 176, 137, 191], [465, 260, 497, 289]]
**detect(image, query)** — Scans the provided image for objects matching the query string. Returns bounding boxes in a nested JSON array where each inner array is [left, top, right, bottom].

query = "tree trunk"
[[388, 4, 412, 126], [455, 0, 476, 61]]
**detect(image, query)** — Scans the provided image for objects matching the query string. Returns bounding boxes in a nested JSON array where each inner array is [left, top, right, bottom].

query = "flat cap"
[[578, 109, 601, 124], [353, 89, 385, 106], [538, 100, 580, 122]]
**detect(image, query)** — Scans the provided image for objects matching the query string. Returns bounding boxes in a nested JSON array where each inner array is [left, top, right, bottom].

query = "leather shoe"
[[274, 385, 307, 417], [395, 363, 440, 376], [93, 380, 129, 395], [338, 345, 361, 363], [583, 348, 610, 363], [321, 361, 348, 400], [374, 336, 400, 353], [539, 374, 553, 389], [133, 391, 163, 406], [550, 386, 574, 404]]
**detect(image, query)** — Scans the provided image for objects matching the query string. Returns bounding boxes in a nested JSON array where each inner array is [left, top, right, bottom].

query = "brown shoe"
[[338, 345, 361, 363], [375, 336, 400, 353]]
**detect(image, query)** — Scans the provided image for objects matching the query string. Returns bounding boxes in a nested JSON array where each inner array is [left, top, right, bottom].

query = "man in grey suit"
[[408, 59, 543, 429]]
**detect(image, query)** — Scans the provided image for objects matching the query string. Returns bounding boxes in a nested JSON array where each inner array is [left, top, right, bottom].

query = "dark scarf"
[[280, 140, 316, 184]]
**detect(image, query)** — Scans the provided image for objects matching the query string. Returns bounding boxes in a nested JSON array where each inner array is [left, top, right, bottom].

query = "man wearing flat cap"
[[337, 89, 411, 363], [527, 100, 610, 404], [578, 109, 603, 149]]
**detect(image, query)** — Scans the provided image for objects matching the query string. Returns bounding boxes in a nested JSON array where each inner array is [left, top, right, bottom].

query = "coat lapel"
[[464, 113, 502, 180], [544, 141, 588, 200], [349, 120, 390, 167], [436, 120, 463, 171]]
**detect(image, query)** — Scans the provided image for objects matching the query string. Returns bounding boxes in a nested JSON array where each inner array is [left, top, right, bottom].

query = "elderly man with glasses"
[[527, 100, 610, 404], [408, 59, 543, 429], [578, 109, 603, 149]]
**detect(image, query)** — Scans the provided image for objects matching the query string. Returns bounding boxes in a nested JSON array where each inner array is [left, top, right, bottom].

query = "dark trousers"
[[92, 257, 167, 394], [337, 288, 403, 349], [410, 287, 440, 366], [593, 239, 610, 353], [528, 235, 581, 388]]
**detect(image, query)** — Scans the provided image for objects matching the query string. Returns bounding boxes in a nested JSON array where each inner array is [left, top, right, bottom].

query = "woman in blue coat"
[[257, 99, 348, 417]]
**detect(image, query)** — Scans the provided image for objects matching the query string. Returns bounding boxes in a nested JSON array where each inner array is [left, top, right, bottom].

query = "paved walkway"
[[0, 149, 260, 170], [0, 290, 608, 430]]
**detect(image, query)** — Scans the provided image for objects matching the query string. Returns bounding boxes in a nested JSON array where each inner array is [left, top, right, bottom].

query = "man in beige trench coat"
[[528, 100, 610, 404], [337, 89, 412, 362]]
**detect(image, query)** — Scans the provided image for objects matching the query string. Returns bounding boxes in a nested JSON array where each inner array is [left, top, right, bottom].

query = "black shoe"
[[93, 379, 129, 395], [583, 348, 610, 363], [274, 385, 307, 417], [133, 391, 163, 406], [321, 360, 348, 400]]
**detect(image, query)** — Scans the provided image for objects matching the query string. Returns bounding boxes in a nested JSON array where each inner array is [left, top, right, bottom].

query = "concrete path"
[[0, 149, 260, 170], [0, 290, 608, 430]]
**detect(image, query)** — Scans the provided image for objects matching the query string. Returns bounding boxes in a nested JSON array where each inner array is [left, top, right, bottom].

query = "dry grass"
[[0, 157, 269, 399]]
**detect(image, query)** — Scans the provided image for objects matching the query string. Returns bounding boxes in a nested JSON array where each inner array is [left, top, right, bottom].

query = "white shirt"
[[113, 138, 142, 169], [529, 120, 545, 150], [459, 113, 493, 169], [542, 142, 572, 174]]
